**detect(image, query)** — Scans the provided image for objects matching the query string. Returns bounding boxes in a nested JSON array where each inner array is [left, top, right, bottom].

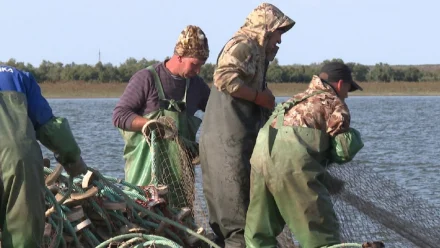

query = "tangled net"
[[42, 161, 217, 248]]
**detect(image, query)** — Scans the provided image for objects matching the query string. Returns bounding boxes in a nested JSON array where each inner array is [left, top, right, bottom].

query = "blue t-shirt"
[[0, 65, 54, 129]]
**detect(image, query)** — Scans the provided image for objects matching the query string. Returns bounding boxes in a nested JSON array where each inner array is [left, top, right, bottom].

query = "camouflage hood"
[[237, 3, 295, 47]]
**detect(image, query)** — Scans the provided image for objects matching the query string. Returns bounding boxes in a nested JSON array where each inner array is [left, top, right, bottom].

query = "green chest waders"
[[245, 92, 341, 248], [120, 66, 202, 209], [199, 89, 265, 247], [0, 92, 45, 248]]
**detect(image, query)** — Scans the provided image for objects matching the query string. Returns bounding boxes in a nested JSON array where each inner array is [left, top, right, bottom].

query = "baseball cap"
[[319, 62, 363, 92]]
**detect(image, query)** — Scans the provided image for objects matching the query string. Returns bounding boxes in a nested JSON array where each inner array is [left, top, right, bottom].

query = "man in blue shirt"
[[0, 65, 87, 247]]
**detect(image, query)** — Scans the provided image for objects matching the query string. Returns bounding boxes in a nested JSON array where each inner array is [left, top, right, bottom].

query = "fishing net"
[[272, 161, 440, 248], [327, 161, 440, 247], [142, 116, 213, 239], [41, 162, 216, 248], [142, 116, 197, 211]]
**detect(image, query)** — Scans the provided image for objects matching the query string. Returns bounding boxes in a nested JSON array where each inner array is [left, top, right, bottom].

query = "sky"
[[1, 0, 438, 66]]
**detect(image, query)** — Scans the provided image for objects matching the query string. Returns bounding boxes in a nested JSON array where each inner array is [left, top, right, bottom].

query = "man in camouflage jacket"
[[199, 3, 295, 247], [244, 62, 365, 248]]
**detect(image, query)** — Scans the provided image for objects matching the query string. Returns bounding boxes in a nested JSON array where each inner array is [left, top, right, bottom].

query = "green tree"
[[267, 59, 283, 82], [199, 63, 215, 83], [404, 66, 421, 82], [368, 63, 393, 82], [347, 63, 370, 82]]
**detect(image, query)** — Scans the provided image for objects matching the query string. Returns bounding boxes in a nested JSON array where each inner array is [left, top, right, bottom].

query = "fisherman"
[[112, 25, 210, 209], [244, 62, 366, 248], [199, 3, 295, 247], [0, 65, 88, 247]]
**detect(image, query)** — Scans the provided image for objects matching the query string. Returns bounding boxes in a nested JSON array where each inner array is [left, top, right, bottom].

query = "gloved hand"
[[58, 156, 88, 178]]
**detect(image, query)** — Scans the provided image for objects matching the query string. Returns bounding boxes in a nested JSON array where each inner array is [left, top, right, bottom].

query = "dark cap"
[[319, 62, 363, 92]]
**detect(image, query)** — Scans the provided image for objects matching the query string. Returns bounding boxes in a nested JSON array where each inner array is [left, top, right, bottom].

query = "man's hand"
[[254, 88, 275, 110], [62, 156, 88, 178], [142, 117, 176, 140]]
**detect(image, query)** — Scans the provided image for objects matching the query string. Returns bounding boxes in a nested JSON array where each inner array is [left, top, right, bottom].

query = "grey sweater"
[[112, 61, 210, 130]]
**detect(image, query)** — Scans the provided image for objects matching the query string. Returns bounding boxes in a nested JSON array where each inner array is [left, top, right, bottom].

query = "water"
[[40, 96, 440, 207]]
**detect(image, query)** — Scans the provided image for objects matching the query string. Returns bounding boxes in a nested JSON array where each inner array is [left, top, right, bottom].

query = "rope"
[[88, 167, 220, 248], [44, 190, 63, 248], [95, 233, 181, 248], [327, 243, 363, 248], [38, 164, 220, 248], [55, 176, 73, 205]]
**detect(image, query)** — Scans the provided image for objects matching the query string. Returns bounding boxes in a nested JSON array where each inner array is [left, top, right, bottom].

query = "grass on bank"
[[39, 81, 440, 99]]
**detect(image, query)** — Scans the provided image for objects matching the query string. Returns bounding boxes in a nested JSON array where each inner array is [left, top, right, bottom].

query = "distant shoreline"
[[39, 81, 440, 99]]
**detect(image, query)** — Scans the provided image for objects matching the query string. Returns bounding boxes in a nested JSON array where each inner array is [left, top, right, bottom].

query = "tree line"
[[2, 58, 440, 84]]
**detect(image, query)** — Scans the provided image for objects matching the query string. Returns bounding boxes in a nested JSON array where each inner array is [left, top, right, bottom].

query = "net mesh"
[[271, 162, 440, 248], [143, 116, 196, 210], [143, 116, 214, 238], [327, 162, 440, 248], [146, 117, 440, 248]]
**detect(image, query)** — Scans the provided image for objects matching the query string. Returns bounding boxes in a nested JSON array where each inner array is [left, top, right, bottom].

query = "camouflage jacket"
[[213, 3, 295, 93], [272, 76, 351, 137]]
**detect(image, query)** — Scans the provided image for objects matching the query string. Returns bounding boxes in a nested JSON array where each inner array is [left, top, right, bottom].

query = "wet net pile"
[[42, 162, 216, 248]]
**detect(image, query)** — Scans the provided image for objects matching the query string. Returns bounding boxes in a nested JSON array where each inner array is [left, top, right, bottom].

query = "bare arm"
[[129, 116, 149, 132]]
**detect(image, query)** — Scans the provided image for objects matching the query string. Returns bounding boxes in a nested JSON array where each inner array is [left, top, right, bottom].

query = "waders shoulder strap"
[[147, 65, 190, 111]]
